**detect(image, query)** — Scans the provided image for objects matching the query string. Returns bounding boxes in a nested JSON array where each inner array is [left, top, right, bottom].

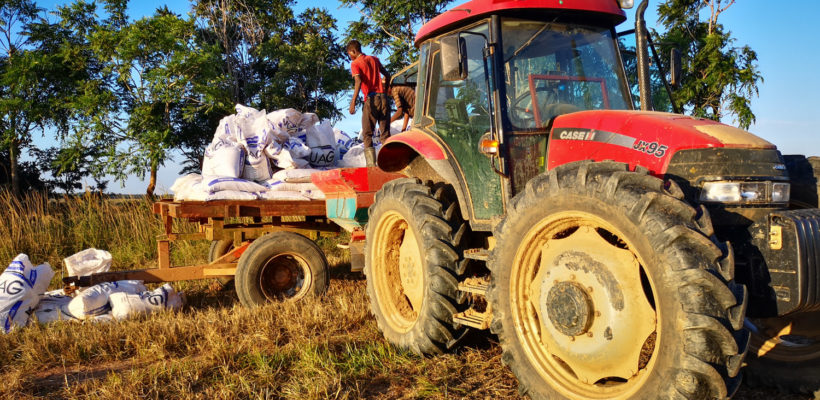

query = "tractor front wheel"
[[489, 161, 749, 399], [364, 178, 463, 355]]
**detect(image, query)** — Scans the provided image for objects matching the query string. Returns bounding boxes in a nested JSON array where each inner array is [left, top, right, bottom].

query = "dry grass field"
[[0, 192, 813, 399]]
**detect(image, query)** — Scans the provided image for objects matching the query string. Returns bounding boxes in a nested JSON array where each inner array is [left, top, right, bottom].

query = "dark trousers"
[[362, 93, 391, 148]]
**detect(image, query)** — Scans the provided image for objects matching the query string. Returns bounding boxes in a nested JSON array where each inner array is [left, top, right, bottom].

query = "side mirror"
[[441, 34, 467, 81], [670, 48, 682, 87]]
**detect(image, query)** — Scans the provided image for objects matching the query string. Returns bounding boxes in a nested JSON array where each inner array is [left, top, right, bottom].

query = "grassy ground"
[[0, 192, 813, 399]]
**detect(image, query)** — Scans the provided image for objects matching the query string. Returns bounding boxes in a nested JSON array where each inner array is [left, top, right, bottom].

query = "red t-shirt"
[[351, 54, 385, 98]]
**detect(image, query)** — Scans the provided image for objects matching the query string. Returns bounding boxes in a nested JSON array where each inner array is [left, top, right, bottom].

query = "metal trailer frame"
[[62, 199, 341, 288]]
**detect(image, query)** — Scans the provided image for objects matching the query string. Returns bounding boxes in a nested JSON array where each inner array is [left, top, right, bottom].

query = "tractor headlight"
[[619, 0, 635, 9], [699, 181, 790, 204]]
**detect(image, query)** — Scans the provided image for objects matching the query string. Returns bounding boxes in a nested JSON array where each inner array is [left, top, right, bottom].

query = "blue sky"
[[34, 0, 820, 194]]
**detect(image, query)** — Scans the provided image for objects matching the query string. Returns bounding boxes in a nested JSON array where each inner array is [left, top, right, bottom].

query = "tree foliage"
[[340, 0, 453, 71], [656, 0, 761, 129]]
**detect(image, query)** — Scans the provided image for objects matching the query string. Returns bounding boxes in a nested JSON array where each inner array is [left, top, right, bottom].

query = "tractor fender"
[[378, 130, 472, 223]]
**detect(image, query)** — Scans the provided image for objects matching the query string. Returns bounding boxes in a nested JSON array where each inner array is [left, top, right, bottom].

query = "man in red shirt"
[[347, 40, 391, 167]]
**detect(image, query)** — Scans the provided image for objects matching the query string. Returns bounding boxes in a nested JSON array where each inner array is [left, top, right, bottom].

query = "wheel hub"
[[545, 282, 594, 337], [398, 223, 424, 311], [529, 226, 656, 384]]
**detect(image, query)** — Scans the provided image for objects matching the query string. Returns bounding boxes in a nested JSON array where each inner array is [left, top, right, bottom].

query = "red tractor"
[[358, 0, 819, 398]]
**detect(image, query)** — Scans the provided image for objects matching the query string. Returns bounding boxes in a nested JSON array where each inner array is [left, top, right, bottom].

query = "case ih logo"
[[558, 129, 597, 141]]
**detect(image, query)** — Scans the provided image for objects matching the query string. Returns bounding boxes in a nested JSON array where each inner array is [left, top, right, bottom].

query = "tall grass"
[[0, 191, 207, 286]]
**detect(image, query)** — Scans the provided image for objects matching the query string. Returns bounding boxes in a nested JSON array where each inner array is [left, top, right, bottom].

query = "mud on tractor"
[[350, 0, 820, 398]]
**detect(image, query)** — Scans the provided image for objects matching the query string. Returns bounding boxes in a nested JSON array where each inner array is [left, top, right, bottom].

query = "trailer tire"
[[208, 239, 234, 287], [364, 178, 462, 355], [235, 232, 328, 307], [488, 160, 749, 399]]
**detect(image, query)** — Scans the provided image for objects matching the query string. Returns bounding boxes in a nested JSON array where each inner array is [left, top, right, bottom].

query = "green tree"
[[80, 8, 202, 197], [340, 0, 453, 70], [0, 0, 42, 195], [656, 0, 761, 129]]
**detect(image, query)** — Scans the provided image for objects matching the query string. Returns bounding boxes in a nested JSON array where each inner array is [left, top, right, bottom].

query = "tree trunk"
[[9, 140, 20, 196], [146, 161, 157, 199]]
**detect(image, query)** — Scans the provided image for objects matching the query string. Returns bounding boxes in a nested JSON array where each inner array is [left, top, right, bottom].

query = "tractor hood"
[[546, 110, 775, 173]]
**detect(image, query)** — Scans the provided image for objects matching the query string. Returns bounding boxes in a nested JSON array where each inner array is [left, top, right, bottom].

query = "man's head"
[[346, 40, 362, 61]]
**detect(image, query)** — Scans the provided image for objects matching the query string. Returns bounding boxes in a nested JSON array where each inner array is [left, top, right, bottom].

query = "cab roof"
[[415, 0, 627, 45]]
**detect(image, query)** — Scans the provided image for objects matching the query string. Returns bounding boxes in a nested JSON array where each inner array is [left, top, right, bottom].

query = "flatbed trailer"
[[62, 167, 404, 306]]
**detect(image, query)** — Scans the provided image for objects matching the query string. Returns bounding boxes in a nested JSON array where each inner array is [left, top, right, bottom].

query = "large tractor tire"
[[488, 161, 749, 399], [208, 239, 235, 287], [744, 311, 820, 394], [235, 231, 328, 307], [364, 178, 464, 355]]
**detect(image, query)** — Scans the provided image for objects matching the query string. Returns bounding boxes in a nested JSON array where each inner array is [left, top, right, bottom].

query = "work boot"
[[365, 147, 376, 167]]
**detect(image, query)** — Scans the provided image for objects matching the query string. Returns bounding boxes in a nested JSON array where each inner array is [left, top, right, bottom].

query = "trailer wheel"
[[488, 161, 749, 400], [208, 239, 234, 287], [235, 232, 328, 307], [744, 311, 820, 394], [364, 178, 462, 355]]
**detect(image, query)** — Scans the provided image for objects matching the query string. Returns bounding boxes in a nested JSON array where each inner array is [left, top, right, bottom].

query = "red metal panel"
[[546, 110, 775, 175], [311, 168, 404, 199], [416, 0, 626, 45], [381, 130, 447, 161]]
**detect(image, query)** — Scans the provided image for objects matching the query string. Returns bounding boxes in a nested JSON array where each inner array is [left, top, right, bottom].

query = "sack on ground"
[[110, 284, 184, 320], [1, 256, 54, 333], [203, 177, 267, 193], [64, 248, 112, 277], [67, 280, 147, 319], [32, 293, 77, 324], [202, 140, 245, 178]]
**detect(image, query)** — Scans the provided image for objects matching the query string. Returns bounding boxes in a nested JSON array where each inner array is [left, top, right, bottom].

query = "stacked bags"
[[0, 250, 185, 332], [173, 104, 364, 201]]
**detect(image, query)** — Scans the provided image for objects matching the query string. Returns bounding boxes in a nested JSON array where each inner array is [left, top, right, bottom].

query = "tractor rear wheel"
[[744, 311, 820, 394], [235, 232, 328, 307], [488, 161, 749, 399], [364, 178, 463, 355]]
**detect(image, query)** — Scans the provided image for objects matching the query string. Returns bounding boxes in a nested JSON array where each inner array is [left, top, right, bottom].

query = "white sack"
[[1, 257, 54, 333], [306, 120, 336, 148], [307, 145, 336, 168], [338, 143, 367, 168], [202, 140, 245, 178], [264, 141, 283, 158], [171, 174, 204, 202], [234, 105, 266, 138], [64, 248, 112, 277], [266, 108, 302, 137], [32, 293, 77, 324], [271, 168, 322, 183], [206, 190, 259, 201], [334, 128, 355, 157], [110, 284, 184, 320], [67, 280, 147, 320], [213, 115, 241, 143], [302, 188, 326, 200], [241, 155, 273, 182], [258, 191, 310, 201], [299, 112, 320, 131], [203, 177, 268, 193], [389, 118, 413, 134], [272, 148, 310, 170], [284, 137, 311, 159]]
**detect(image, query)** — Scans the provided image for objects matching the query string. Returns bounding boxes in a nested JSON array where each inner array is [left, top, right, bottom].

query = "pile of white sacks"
[[171, 105, 406, 201], [0, 249, 184, 333]]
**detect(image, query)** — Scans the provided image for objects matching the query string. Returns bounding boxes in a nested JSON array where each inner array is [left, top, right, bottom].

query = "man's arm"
[[350, 75, 362, 115], [401, 114, 410, 132]]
